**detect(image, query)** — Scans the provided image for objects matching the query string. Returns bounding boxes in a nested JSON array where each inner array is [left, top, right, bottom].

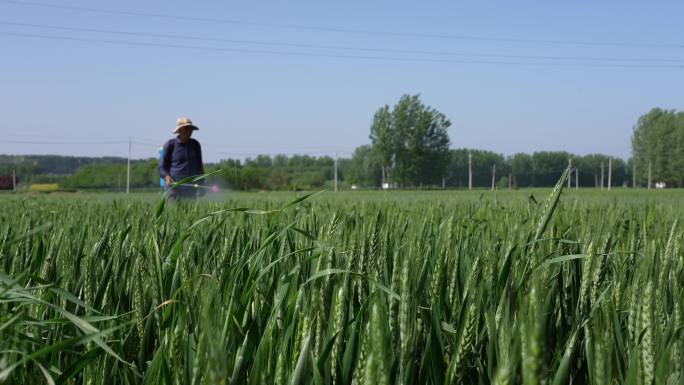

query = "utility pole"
[[126, 139, 131, 194], [334, 150, 338, 192], [600, 162, 604, 190], [607, 157, 612, 191], [508, 173, 512, 190], [468, 151, 472, 190], [442, 177, 445, 189], [575, 168, 579, 189], [12, 168, 16, 192], [567, 159, 572, 189], [648, 162, 652, 189], [491, 164, 496, 191]]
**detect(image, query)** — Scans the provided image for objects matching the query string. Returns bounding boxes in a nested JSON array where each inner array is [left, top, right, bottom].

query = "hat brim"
[[173, 124, 199, 133]]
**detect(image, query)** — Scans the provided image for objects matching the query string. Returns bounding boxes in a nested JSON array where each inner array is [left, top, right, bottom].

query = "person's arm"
[[159, 140, 173, 183]]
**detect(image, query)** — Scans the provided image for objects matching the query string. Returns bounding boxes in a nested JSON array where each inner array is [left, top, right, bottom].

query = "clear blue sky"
[[1, 0, 683, 162]]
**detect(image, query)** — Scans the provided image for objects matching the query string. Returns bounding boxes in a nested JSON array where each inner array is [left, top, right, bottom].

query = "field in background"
[[27, 183, 59, 192], [1, 185, 682, 384]]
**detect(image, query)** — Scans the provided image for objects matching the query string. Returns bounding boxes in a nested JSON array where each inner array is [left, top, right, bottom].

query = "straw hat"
[[173, 117, 199, 133]]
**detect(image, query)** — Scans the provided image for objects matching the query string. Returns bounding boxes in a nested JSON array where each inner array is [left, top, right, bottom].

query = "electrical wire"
[[1, 0, 681, 48], [2, 134, 355, 153], [1, 31, 681, 68], [1, 20, 682, 63], [4, 133, 161, 142], [0, 139, 129, 145], [204, 150, 347, 157]]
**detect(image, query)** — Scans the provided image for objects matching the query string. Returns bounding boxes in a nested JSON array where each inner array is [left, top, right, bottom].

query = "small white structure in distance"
[[655, 182, 666, 189]]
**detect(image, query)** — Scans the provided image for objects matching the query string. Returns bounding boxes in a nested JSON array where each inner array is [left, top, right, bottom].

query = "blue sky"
[[1, 0, 682, 162]]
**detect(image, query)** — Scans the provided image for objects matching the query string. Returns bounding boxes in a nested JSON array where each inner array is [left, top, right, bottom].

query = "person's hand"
[[165, 176, 174, 186]]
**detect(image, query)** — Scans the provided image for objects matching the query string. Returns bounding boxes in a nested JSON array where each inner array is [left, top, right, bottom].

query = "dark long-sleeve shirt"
[[159, 137, 204, 181]]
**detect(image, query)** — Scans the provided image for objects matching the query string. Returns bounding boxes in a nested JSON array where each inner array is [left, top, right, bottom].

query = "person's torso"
[[169, 139, 202, 179]]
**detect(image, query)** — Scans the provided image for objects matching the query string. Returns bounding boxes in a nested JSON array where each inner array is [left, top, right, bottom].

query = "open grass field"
[[1, 178, 683, 384]]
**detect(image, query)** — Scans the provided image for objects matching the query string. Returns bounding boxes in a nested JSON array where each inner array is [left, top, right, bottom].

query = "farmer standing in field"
[[159, 117, 205, 200]]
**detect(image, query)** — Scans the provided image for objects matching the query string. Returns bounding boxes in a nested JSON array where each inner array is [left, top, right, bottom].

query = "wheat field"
[[1, 171, 682, 385]]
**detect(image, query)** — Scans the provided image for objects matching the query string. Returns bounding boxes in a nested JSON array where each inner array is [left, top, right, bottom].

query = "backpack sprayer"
[[159, 146, 165, 188]]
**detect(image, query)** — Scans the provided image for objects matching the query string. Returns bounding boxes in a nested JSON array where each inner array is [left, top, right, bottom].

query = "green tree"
[[632, 108, 684, 187], [447, 149, 508, 188], [531, 151, 572, 186], [369, 94, 451, 187], [58, 161, 158, 190], [573, 154, 623, 188], [510, 153, 533, 187], [347, 145, 382, 187]]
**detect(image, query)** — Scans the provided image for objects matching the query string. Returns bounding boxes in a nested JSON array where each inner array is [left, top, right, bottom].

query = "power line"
[[1, 139, 181, 147], [206, 151, 334, 157], [1, 20, 682, 63], [1, 0, 681, 48], [131, 140, 160, 147], [201, 143, 347, 151], [4, 133, 160, 142], [1, 31, 681, 68], [2, 133, 354, 152], [1, 139, 350, 157], [202, 147, 354, 157], [138, 140, 353, 153], [0, 139, 129, 145]]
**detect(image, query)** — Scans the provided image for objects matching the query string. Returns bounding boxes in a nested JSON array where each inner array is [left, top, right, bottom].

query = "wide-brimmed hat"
[[173, 117, 199, 133]]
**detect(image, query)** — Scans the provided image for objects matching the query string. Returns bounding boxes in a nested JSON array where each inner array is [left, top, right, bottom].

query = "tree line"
[[347, 148, 630, 189], [0, 155, 129, 185], [1, 99, 680, 190], [5, 149, 631, 191]]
